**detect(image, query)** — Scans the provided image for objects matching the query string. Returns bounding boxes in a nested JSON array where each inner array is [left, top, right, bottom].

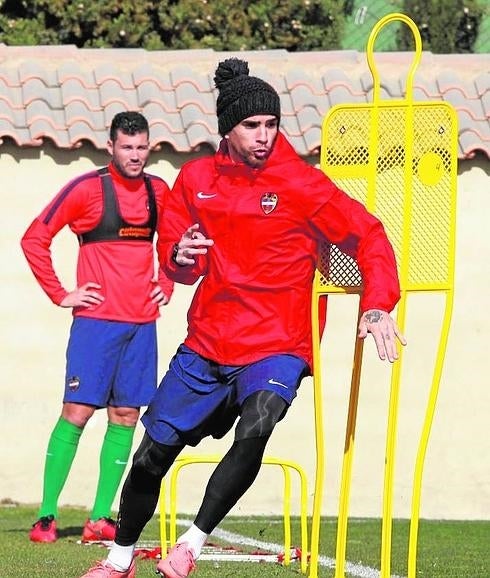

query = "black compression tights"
[[193, 436, 270, 533], [115, 391, 288, 544], [115, 437, 269, 545], [115, 434, 183, 546], [194, 391, 288, 533]]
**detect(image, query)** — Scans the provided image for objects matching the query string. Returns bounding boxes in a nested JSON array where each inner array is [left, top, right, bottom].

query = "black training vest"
[[78, 167, 157, 246]]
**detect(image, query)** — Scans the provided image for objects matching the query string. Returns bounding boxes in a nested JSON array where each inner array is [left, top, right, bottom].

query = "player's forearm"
[[21, 219, 68, 305]]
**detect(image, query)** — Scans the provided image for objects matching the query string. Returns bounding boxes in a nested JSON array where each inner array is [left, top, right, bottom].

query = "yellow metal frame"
[[159, 454, 309, 574], [309, 13, 457, 578]]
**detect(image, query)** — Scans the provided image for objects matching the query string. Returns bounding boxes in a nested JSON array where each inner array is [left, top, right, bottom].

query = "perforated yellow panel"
[[318, 101, 457, 293]]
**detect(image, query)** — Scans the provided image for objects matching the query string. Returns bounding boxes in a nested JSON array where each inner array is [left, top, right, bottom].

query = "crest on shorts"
[[67, 376, 80, 391], [260, 192, 278, 214]]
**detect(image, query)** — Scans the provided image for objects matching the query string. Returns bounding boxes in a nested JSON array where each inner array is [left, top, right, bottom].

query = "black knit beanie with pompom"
[[214, 58, 281, 136]]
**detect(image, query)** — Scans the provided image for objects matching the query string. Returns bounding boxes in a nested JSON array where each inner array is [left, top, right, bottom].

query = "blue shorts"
[[64, 317, 157, 408], [141, 344, 309, 446]]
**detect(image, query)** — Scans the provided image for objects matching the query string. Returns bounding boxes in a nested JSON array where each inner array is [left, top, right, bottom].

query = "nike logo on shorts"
[[197, 191, 217, 199], [268, 378, 288, 389]]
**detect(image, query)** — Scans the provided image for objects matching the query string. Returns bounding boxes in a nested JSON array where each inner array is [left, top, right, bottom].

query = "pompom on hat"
[[214, 58, 281, 136]]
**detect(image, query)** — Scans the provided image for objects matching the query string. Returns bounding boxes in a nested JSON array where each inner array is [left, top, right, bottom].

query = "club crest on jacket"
[[260, 192, 278, 214]]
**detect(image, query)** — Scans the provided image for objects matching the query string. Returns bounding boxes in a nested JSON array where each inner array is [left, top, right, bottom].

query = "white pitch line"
[[175, 518, 406, 578]]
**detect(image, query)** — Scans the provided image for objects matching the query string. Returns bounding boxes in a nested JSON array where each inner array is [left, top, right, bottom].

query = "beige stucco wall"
[[0, 142, 488, 521]]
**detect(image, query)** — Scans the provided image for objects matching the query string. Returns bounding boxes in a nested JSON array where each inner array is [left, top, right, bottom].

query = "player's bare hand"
[[173, 223, 214, 266], [60, 282, 104, 309], [358, 309, 407, 363], [150, 284, 170, 307]]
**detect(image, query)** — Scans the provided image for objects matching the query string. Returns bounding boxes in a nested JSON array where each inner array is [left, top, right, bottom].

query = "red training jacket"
[[21, 162, 174, 323], [161, 132, 400, 370]]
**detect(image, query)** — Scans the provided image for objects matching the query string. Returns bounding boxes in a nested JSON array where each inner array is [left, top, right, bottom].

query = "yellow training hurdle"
[[308, 12, 457, 578], [159, 454, 309, 574]]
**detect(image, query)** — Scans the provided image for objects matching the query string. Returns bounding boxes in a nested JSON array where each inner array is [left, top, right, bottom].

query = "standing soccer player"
[[79, 59, 406, 578], [21, 111, 174, 544]]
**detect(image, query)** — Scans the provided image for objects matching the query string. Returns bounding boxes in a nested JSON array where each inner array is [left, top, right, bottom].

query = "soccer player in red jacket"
[[80, 61, 405, 578], [21, 112, 174, 545]]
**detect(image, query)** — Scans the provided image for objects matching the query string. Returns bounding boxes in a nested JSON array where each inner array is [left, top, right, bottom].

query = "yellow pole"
[[408, 290, 454, 576], [309, 286, 326, 578], [334, 306, 364, 578]]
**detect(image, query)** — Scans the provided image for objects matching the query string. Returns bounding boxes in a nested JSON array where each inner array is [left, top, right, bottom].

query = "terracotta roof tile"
[[290, 85, 324, 113], [328, 85, 366, 107], [278, 95, 295, 117], [57, 63, 96, 87], [481, 91, 490, 119], [132, 64, 171, 89], [0, 45, 488, 160], [461, 116, 490, 140], [436, 71, 467, 94], [169, 66, 212, 89], [0, 67, 20, 86], [23, 78, 63, 108], [0, 100, 23, 124], [0, 82, 23, 108], [0, 120, 31, 146], [322, 69, 364, 96], [318, 96, 332, 117], [142, 101, 174, 121], [303, 127, 322, 154], [149, 123, 190, 152], [31, 119, 69, 147], [387, 78, 407, 98], [18, 61, 58, 86], [103, 102, 129, 126], [413, 85, 442, 101], [136, 81, 175, 110], [180, 103, 214, 129], [175, 83, 215, 113], [475, 72, 490, 97], [284, 133, 308, 156], [25, 101, 64, 127], [459, 129, 490, 159], [297, 106, 321, 131], [186, 124, 219, 150], [258, 69, 288, 94], [281, 115, 302, 138], [61, 80, 100, 109], [360, 71, 375, 94], [68, 122, 107, 149], [65, 103, 105, 129], [99, 80, 137, 108], [146, 108, 184, 133], [286, 69, 324, 93], [94, 64, 135, 89]]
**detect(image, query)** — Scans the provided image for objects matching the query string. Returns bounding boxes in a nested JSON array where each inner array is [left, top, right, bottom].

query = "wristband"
[[171, 243, 186, 267]]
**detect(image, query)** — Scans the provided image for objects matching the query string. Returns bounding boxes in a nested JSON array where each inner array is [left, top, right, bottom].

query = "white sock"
[[176, 524, 208, 559], [106, 543, 135, 571]]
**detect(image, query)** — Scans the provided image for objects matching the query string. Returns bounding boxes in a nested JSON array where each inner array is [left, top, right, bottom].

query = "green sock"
[[38, 417, 83, 518], [90, 422, 135, 521]]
